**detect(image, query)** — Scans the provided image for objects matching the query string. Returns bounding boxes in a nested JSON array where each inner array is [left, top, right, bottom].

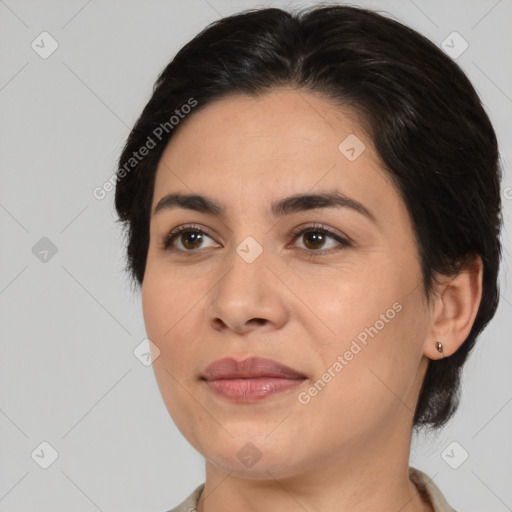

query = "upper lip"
[[201, 357, 306, 380]]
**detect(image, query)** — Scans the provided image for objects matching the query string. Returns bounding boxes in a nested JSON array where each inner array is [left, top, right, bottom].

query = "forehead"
[[159, 88, 369, 163], [152, 88, 396, 217]]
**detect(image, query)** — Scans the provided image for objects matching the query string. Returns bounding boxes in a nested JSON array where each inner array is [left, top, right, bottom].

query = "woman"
[[114, 5, 502, 512]]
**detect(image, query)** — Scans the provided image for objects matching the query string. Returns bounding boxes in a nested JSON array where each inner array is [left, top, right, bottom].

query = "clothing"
[[409, 467, 457, 512], [165, 467, 456, 512]]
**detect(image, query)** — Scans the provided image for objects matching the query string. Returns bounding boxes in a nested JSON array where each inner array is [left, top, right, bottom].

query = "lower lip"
[[204, 377, 305, 402]]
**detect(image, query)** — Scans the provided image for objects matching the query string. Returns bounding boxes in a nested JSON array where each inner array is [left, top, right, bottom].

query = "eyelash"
[[160, 222, 351, 255]]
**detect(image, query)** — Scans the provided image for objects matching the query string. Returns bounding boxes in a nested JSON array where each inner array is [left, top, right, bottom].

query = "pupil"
[[305, 232, 324, 249], [184, 232, 202, 248]]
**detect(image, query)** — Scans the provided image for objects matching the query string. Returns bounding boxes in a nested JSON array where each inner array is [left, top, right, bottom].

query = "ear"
[[424, 254, 484, 360]]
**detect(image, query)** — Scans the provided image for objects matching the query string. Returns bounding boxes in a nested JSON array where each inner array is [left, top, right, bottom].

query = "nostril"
[[249, 318, 267, 326]]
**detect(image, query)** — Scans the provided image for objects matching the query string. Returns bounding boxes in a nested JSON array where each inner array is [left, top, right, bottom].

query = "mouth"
[[200, 356, 307, 402]]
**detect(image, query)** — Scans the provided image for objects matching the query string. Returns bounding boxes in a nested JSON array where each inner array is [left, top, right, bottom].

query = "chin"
[[207, 453, 297, 480], [201, 434, 302, 478]]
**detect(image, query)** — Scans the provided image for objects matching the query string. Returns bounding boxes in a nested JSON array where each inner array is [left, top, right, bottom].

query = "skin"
[[142, 88, 483, 512]]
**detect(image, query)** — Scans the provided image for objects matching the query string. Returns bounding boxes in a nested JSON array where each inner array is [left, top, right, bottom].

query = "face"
[[142, 88, 433, 480]]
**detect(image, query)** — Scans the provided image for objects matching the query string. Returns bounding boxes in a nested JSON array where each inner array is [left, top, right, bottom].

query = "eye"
[[160, 222, 351, 254], [289, 223, 351, 253], [160, 224, 219, 252]]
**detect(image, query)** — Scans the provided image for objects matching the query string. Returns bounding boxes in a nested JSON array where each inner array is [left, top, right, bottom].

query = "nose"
[[206, 245, 289, 335]]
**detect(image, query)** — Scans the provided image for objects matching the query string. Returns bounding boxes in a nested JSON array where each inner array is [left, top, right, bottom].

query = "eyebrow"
[[153, 190, 378, 226]]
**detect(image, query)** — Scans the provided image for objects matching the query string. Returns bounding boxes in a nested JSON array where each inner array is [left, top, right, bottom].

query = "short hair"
[[114, 5, 503, 430]]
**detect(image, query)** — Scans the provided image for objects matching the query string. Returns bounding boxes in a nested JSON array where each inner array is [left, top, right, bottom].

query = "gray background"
[[0, 0, 511, 510]]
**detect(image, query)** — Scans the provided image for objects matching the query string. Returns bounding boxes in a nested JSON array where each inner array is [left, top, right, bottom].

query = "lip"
[[201, 357, 307, 402], [201, 357, 306, 380]]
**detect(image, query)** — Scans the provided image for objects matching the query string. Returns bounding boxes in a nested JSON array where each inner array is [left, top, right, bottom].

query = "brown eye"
[[178, 231, 205, 250], [301, 230, 328, 250], [161, 225, 218, 252], [292, 225, 351, 253], [161, 223, 350, 255]]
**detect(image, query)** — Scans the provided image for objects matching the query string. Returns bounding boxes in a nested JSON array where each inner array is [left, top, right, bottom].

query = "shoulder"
[[163, 483, 205, 512], [409, 466, 458, 512]]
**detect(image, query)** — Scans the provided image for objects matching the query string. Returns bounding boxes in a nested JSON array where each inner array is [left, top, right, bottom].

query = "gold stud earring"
[[435, 341, 444, 358]]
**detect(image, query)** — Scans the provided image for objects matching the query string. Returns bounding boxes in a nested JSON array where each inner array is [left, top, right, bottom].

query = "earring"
[[435, 341, 444, 358]]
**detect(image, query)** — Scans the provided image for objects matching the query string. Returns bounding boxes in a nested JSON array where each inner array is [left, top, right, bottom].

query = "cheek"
[[142, 266, 206, 374], [291, 262, 402, 343], [142, 271, 205, 434], [304, 263, 425, 384], [141, 277, 168, 343], [294, 302, 426, 444], [142, 263, 190, 340]]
